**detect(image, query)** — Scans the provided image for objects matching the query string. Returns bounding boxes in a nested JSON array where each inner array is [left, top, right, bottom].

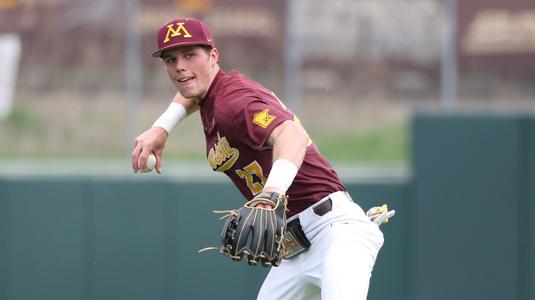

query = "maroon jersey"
[[199, 69, 346, 216]]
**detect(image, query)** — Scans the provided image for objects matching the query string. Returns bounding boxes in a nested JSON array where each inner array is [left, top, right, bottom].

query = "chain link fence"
[[0, 0, 534, 160]]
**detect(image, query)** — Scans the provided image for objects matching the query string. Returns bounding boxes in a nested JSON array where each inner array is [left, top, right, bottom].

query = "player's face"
[[162, 46, 219, 102]]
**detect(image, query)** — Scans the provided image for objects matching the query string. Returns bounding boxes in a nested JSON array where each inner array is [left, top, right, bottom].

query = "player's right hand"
[[131, 127, 169, 174]]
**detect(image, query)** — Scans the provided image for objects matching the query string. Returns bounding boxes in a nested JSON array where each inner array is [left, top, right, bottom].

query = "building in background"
[[1, 0, 534, 159], [0, 0, 534, 102], [458, 0, 535, 101]]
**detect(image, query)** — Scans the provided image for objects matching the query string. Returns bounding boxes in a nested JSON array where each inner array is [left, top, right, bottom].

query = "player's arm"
[[131, 92, 199, 173], [262, 120, 309, 195], [173, 92, 200, 115]]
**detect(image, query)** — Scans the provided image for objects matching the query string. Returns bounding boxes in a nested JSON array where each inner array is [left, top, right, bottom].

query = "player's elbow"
[[268, 120, 310, 150], [295, 124, 310, 150], [284, 121, 310, 150]]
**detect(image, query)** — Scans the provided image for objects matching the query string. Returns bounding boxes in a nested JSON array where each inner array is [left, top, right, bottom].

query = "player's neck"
[[194, 65, 221, 104]]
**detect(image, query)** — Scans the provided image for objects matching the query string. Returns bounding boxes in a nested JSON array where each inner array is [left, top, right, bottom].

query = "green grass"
[[311, 121, 409, 163], [161, 121, 409, 163], [3, 104, 44, 134], [0, 99, 409, 163], [0, 119, 409, 163]]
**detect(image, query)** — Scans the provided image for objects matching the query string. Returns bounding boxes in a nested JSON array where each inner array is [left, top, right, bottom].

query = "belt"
[[312, 198, 333, 216], [282, 197, 333, 259]]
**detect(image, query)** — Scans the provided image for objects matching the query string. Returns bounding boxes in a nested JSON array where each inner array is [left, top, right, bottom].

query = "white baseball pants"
[[257, 191, 384, 300]]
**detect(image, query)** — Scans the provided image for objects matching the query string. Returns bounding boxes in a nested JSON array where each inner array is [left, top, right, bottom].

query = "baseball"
[[143, 154, 157, 173]]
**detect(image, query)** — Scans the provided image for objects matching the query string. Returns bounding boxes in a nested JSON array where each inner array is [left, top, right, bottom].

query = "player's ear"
[[210, 47, 219, 63]]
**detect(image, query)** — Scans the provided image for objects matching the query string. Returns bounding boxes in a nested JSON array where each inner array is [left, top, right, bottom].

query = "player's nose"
[[174, 58, 187, 72]]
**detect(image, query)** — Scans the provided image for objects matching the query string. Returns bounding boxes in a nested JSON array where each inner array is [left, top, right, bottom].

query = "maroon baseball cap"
[[152, 17, 215, 58]]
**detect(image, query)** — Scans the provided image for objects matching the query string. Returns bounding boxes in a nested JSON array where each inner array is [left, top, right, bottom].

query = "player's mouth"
[[176, 76, 196, 84]]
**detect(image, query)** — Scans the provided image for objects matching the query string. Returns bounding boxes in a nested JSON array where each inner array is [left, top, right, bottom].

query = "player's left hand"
[[366, 204, 395, 225], [200, 192, 287, 267]]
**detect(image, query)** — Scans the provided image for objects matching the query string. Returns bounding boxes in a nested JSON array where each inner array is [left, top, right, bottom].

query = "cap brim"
[[152, 42, 213, 58]]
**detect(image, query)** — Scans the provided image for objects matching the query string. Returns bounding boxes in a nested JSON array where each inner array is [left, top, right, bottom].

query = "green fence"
[[0, 178, 407, 300], [2, 112, 534, 300], [411, 113, 534, 300]]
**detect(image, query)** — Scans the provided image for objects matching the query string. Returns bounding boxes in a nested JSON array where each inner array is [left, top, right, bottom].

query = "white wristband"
[[264, 159, 298, 194], [152, 102, 187, 134]]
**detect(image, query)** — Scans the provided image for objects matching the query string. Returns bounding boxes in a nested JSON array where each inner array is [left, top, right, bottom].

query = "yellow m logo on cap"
[[163, 22, 192, 43]]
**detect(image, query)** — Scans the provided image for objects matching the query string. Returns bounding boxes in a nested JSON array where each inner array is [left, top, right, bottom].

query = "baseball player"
[[131, 17, 393, 300]]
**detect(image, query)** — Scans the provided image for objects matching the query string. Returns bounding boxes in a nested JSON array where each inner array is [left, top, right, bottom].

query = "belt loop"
[[312, 198, 332, 216]]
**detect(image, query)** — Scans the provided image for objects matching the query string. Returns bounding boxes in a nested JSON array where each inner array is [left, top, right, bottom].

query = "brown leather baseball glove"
[[201, 192, 287, 267]]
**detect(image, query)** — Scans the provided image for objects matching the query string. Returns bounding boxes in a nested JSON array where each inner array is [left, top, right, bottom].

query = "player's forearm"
[[153, 92, 199, 133], [271, 121, 308, 168], [263, 121, 309, 194], [172, 92, 199, 115]]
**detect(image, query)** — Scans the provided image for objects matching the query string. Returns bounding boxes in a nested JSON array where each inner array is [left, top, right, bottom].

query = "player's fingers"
[[131, 141, 143, 172], [154, 150, 163, 174], [248, 209, 266, 264], [137, 147, 152, 171], [255, 203, 272, 209]]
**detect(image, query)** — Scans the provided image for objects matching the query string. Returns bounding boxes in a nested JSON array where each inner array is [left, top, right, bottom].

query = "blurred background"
[[1, 0, 532, 167], [1, 0, 535, 300]]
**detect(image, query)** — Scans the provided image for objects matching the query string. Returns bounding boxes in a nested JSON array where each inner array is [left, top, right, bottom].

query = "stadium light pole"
[[284, 0, 302, 115], [440, 0, 458, 110], [125, 0, 141, 156]]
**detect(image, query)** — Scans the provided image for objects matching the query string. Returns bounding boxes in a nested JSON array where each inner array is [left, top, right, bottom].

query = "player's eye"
[[164, 57, 176, 65]]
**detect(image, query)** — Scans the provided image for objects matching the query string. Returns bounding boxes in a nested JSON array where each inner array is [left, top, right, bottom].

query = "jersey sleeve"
[[219, 92, 295, 150]]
